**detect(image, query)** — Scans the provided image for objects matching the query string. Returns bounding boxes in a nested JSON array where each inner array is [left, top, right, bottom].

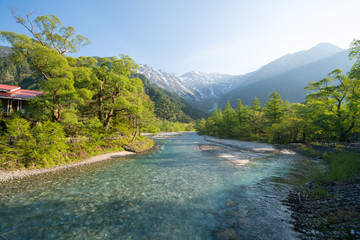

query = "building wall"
[[1, 98, 27, 114]]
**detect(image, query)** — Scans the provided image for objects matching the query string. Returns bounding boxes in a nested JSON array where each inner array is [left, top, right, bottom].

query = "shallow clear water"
[[0, 133, 321, 239]]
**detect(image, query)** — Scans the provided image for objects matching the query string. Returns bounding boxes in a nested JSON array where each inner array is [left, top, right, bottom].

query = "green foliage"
[[0, 118, 68, 168], [312, 185, 330, 199], [222, 101, 237, 137], [195, 118, 206, 135], [264, 92, 285, 125], [5, 116, 31, 141], [27, 121, 68, 167], [0, 55, 41, 89], [324, 151, 360, 182], [156, 120, 193, 132], [312, 151, 360, 185], [305, 69, 358, 142], [197, 41, 360, 144], [0, 12, 174, 170]]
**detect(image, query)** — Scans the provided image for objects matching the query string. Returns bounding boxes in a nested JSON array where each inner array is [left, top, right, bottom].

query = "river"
[[0, 133, 321, 239]]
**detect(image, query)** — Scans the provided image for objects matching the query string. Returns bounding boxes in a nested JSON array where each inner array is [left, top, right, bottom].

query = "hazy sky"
[[1, 0, 360, 75]]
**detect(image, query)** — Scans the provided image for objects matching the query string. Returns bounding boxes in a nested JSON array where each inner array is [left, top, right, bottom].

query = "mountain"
[[0, 51, 41, 90], [139, 64, 194, 97], [140, 43, 347, 112], [223, 49, 354, 106], [2, 42, 351, 114], [242, 43, 344, 86], [138, 65, 243, 111], [0, 46, 12, 57], [139, 65, 239, 100], [135, 73, 207, 121]]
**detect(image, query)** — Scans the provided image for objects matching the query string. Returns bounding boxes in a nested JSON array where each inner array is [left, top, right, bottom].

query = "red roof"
[[0, 84, 42, 100], [0, 84, 21, 92]]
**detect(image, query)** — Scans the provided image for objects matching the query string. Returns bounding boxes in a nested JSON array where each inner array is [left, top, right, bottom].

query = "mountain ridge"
[[222, 49, 353, 107], [139, 42, 348, 111]]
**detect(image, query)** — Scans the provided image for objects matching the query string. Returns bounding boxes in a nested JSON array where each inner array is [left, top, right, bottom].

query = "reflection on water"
[[0, 133, 321, 239]]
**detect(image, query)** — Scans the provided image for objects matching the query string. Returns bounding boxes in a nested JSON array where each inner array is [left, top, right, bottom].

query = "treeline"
[[0, 12, 191, 169], [196, 41, 360, 144]]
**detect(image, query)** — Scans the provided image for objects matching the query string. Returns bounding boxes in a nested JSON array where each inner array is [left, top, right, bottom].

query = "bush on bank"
[[0, 117, 154, 170]]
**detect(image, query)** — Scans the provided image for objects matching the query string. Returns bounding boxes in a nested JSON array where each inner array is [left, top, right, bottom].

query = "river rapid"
[[0, 133, 321, 239]]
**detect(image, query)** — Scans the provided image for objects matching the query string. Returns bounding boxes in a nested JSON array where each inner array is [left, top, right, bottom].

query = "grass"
[[313, 151, 360, 183]]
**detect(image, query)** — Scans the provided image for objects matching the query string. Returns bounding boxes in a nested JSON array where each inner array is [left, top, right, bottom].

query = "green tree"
[[91, 56, 143, 131], [235, 99, 251, 125], [264, 92, 286, 125], [222, 101, 237, 137], [305, 69, 357, 142], [249, 96, 265, 137], [1, 12, 91, 121], [251, 96, 261, 112], [266, 103, 306, 143], [195, 118, 206, 135], [233, 99, 252, 138], [205, 109, 223, 136]]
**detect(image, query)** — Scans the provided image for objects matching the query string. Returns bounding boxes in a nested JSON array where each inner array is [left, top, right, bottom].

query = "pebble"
[[284, 174, 360, 239]]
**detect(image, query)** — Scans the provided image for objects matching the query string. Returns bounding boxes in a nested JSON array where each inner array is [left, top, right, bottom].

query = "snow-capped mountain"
[[139, 65, 238, 102], [139, 64, 194, 97], [180, 71, 237, 100], [139, 43, 349, 112]]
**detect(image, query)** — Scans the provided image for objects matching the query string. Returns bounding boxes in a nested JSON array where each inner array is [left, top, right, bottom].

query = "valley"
[[139, 43, 353, 112]]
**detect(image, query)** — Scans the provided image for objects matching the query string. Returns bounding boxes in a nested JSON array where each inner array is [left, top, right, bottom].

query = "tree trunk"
[[131, 116, 138, 142], [98, 84, 103, 122], [104, 108, 114, 131], [302, 133, 306, 143]]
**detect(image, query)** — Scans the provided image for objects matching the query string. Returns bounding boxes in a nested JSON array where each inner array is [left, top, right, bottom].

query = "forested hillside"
[[0, 47, 42, 89], [196, 41, 360, 144], [135, 73, 207, 122], [140, 43, 352, 112]]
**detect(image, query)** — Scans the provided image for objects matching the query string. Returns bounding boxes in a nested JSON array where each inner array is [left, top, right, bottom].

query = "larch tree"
[[264, 92, 285, 125]]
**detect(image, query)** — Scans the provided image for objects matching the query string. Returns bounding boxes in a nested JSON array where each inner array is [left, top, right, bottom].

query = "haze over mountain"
[[138, 65, 243, 111], [223, 49, 353, 107], [140, 43, 352, 112]]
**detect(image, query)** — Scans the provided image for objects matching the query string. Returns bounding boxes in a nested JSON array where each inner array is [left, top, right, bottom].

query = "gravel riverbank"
[[285, 175, 360, 239], [0, 151, 134, 183]]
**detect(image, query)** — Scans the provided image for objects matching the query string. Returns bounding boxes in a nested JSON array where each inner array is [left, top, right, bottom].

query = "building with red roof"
[[0, 84, 42, 115]]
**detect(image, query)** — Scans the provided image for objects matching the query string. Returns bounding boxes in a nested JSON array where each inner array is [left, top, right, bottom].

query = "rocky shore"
[[285, 175, 360, 239], [0, 151, 135, 183]]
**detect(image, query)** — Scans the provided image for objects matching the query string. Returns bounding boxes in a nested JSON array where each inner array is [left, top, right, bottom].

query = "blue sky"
[[1, 0, 360, 75]]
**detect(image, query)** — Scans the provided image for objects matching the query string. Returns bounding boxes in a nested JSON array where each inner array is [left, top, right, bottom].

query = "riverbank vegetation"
[[315, 151, 360, 183], [195, 39, 360, 188], [195, 40, 360, 145], [0, 11, 193, 169]]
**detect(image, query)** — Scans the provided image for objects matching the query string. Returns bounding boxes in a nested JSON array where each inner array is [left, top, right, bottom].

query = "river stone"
[[215, 228, 237, 240], [226, 200, 235, 206]]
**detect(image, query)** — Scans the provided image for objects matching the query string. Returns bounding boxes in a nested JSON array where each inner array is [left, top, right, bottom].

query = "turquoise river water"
[[0, 133, 321, 239]]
